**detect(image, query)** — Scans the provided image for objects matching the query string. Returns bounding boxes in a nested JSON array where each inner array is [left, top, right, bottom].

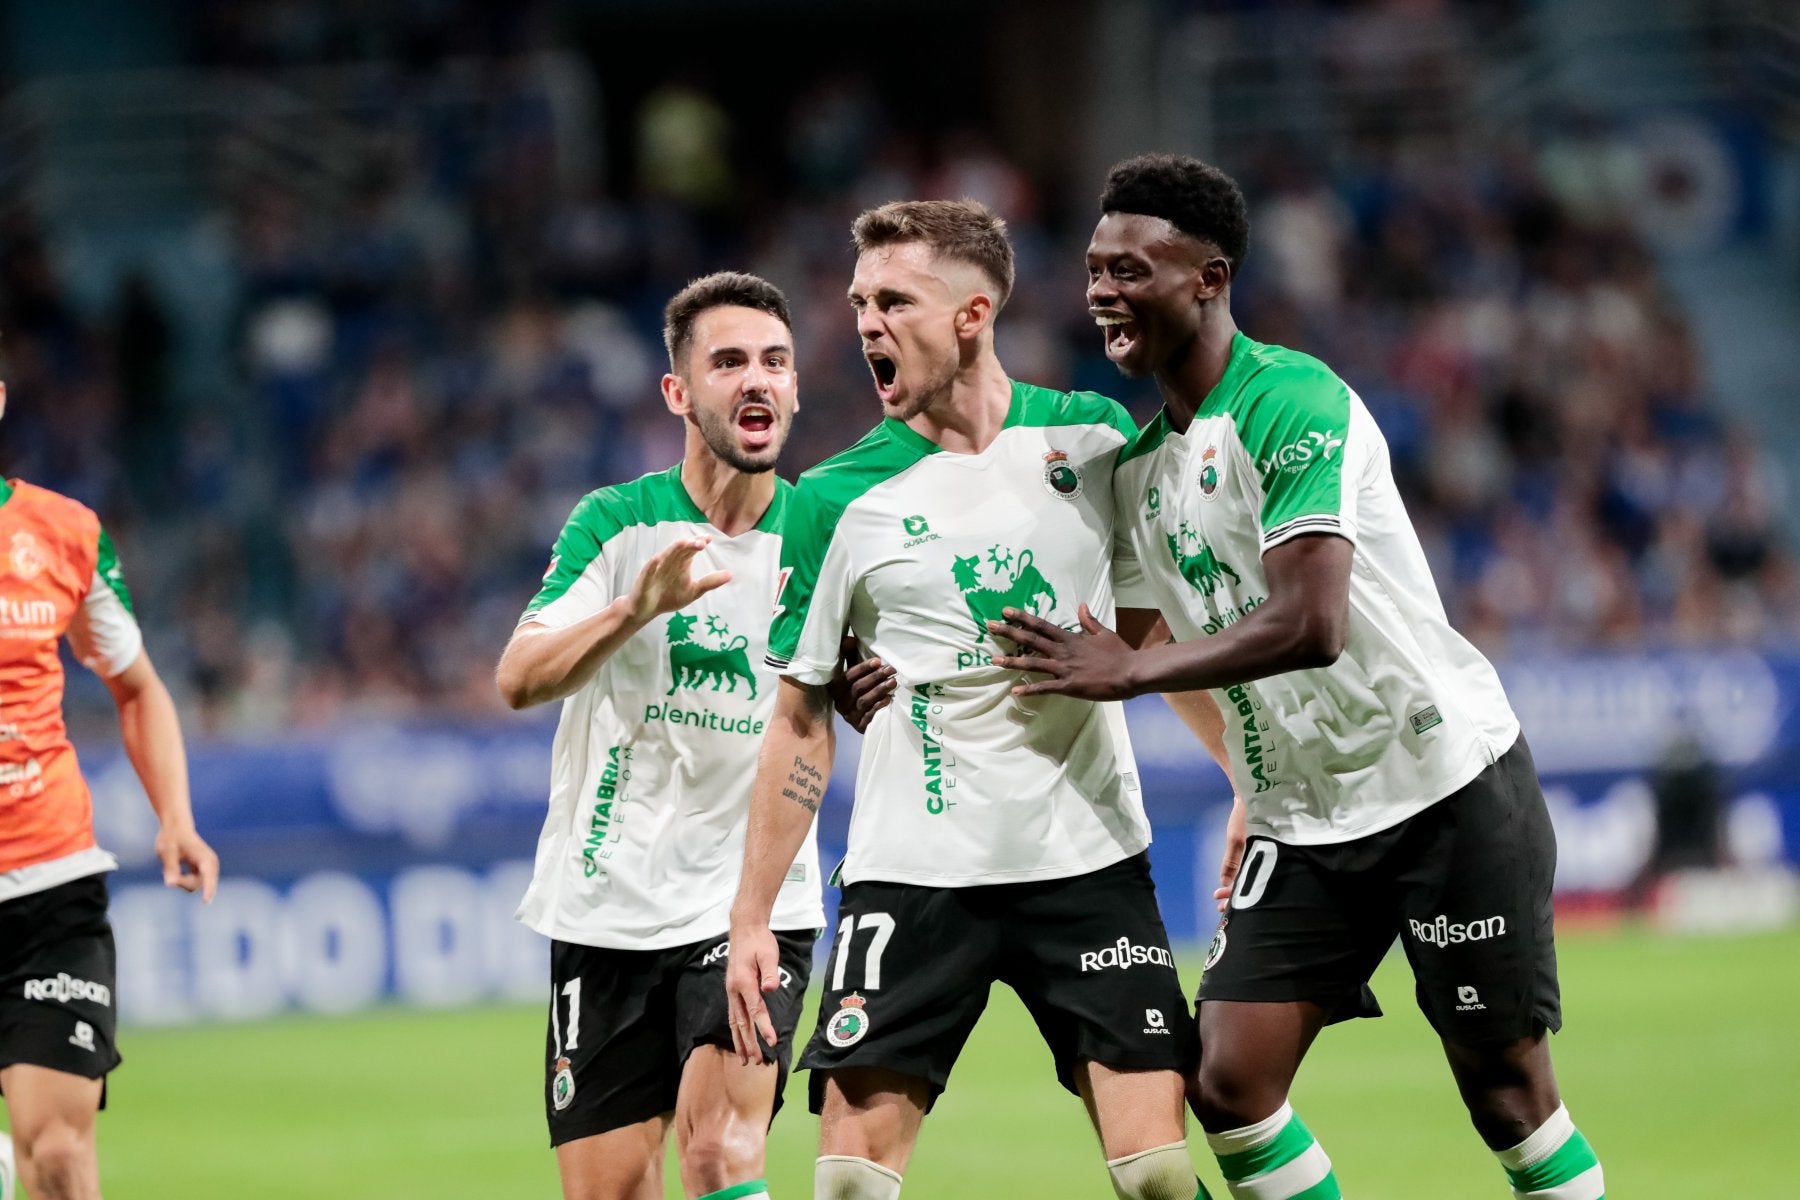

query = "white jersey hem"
[[840, 838, 1149, 890], [1246, 726, 1519, 847], [0, 846, 119, 904]]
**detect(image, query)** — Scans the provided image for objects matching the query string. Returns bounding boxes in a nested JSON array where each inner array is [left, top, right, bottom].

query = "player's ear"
[[956, 291, 995, 341], [661, 372, 689, 417], [1197, 255, 1232, 302]]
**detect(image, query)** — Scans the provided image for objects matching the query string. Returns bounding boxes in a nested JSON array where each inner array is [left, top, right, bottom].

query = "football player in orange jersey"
[[0, 378, 218, 1200]]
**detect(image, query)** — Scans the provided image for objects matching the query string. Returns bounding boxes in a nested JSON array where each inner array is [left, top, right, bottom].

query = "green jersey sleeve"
[[1245, 362, 1356, 550], [523, 491, 625, 628], [766, 473, 852, 686]]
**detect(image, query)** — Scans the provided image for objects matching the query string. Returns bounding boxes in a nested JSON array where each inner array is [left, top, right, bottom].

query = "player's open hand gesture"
[[627, 536, 732, 624], [725, 920, 782, 1064], [989, 603, 1137, 701], [156, 821, 220, 903]]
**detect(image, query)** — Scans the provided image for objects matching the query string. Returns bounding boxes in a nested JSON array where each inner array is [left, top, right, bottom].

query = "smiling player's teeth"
[[1095, 315, 1130, 326]]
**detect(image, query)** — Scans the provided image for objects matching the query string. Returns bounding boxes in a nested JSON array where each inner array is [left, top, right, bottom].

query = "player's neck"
[[1157, 312, 1239, 433], [905, 352, 1012, 455], [679, 449, 775, 538]]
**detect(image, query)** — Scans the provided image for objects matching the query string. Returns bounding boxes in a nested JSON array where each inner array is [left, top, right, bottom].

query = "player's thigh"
[[1196, 835, 1389, 1019], [800, 881, 998, 1115], [0, 878, 122, 1089], [1001, 853, 1196, 1099], [1397, 738, 1563, 1045], [0, 1063, 102, 1150], [1075, 1060, 1188, 1160], [544, 940, 682, 1152], [555, 1114, 669, 1200], [670, 928, 815, 1164]]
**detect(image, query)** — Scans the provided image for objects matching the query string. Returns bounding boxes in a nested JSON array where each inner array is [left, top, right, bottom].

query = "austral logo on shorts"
[[24, 973, 112, 1007], [1079, 937, 1175, 973], [1409, 914, 1507, 948]]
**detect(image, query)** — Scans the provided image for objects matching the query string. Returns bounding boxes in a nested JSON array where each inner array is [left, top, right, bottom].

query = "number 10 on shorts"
[[830, 912, 895, 991]]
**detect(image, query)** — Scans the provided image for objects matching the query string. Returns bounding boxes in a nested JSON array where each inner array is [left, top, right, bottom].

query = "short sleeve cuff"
[[1262, 513, 1357, 553]]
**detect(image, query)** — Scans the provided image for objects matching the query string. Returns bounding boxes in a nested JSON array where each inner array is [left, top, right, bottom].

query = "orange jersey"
[[0, 479, 142, 884]]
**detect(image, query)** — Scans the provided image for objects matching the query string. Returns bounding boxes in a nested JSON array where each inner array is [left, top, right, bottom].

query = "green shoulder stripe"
[[95, 527, 134, 613], [1227, 341, 1353, 535], [1117, 408, 1174, 468], [768, 423, 932, 664], [1008, 380, 1137, 439], [525, 466, 705, 615]]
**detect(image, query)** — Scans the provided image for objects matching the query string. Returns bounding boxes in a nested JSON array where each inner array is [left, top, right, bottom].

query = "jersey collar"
[[0, 478, 13, 508], [672, 463, 785, 535], [881, 379, 1025, 457]]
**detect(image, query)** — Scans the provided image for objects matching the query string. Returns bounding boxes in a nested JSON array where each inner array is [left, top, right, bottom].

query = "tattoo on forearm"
[[780, 755, 825, 814]]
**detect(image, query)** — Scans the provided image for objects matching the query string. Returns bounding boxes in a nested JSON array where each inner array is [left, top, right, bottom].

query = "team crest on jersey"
[[953, 545, 1057, 643], [9, 531, 45, 580], [825, 993, 870, 1048], [1204, 919, 1228, 971], [552, 1056, 576, 1110], [665, 611, 758, 698], [1166, 523, 1240, 598], [1198, 446, 1221, 500], [1041, 449, 1083, 500]]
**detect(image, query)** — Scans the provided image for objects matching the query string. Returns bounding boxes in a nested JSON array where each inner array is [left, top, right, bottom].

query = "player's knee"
[[681, 1117, 763, 1192], [815, 1154, 903, 1200], [19, 1119, 95, 1196], [1190, 1062, 1278, 1133], [1107, 1140, 1200, 1200]]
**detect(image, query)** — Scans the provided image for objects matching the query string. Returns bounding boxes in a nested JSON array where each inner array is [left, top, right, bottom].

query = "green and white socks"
[[1496, 1106, 1605, 1199], [1205, 1103, 1341, 1200], [696, 1182, 770, 1200]]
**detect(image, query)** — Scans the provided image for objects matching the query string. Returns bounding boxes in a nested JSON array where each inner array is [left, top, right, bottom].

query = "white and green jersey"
[[768, 382, 1150, 887], [513, 465, 823, 950], [1113, 333, 1520, 846]]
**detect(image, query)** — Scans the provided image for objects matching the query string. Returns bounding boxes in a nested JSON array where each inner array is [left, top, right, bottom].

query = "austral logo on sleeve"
[[642, 611, 769, 735]]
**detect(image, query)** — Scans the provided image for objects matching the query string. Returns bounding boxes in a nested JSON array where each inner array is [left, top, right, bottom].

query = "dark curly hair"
[[1100, 154, 1250, 271], [662, 271, 793, 370]]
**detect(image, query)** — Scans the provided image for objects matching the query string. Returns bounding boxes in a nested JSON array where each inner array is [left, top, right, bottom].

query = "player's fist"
[[627, 536, 732, 624], [724, 920, 781, 1064], [827, 636, 896, 733], [156, 822, 220, 903]]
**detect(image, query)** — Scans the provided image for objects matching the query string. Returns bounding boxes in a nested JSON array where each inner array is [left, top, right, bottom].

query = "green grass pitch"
[[7, 925, 1792, 1197]]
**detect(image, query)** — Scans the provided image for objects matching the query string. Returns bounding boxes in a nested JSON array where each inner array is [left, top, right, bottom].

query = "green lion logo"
[[953, 545, 1057, 642], [665, 611, 757, 697], [1166, 523, 1240, 597]]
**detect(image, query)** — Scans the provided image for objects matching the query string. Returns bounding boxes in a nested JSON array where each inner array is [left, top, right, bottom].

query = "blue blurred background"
[[2, 0, 1795, 1022]]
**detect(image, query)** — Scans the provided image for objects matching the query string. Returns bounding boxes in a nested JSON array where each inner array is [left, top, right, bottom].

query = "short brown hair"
[[851, 200, 1015, 309], [662, 271, 793, 369]]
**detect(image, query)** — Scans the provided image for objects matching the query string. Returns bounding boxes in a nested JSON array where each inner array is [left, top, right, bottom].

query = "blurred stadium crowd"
[[1, 0, 1794, 735]]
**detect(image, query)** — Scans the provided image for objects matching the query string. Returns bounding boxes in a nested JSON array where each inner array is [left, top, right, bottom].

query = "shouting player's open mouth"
[[1093, 309, 1139, 364], [736, 401, 777, 451], [866, 350, 899, 405]]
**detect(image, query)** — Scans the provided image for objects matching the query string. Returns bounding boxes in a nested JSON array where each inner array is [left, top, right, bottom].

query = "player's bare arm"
[[991, 532, 1353, 699], [496, 535, 731, 709], [726, 676, 835, 1062], [101, 649, 219, 902]]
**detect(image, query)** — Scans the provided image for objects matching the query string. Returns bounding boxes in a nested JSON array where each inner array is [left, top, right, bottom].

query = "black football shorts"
[[0, 874, 122, 1091], [544, 929, 814, 1147], [1198, 735, 1562, 1045], [800, 851, 1198, 1112]]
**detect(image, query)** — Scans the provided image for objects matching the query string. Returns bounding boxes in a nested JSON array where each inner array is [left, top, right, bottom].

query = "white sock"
[[1496, 1106, 1604, 1199], [1107, 1140, 1202, 1199], [1204, 1103, 1340, 1200], [815, 1155, 903, 1200]]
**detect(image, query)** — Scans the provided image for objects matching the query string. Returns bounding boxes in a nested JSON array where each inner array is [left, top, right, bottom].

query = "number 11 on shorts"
[[829, 912, 895, 991]]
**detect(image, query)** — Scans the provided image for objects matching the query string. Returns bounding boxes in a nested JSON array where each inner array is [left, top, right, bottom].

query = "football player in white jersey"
[[992, 155, 1606, 1200], [497, 272, 825, 1200], [726, 202, 1212, 1200]]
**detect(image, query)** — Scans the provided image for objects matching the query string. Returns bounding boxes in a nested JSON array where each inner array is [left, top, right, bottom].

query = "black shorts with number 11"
[[799, 851, 1197, 1111]]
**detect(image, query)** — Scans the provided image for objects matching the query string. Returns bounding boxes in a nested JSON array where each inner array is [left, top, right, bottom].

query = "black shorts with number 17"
[[1198, 735, 1563, 1045], [799, 851, 1197, 1112]]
